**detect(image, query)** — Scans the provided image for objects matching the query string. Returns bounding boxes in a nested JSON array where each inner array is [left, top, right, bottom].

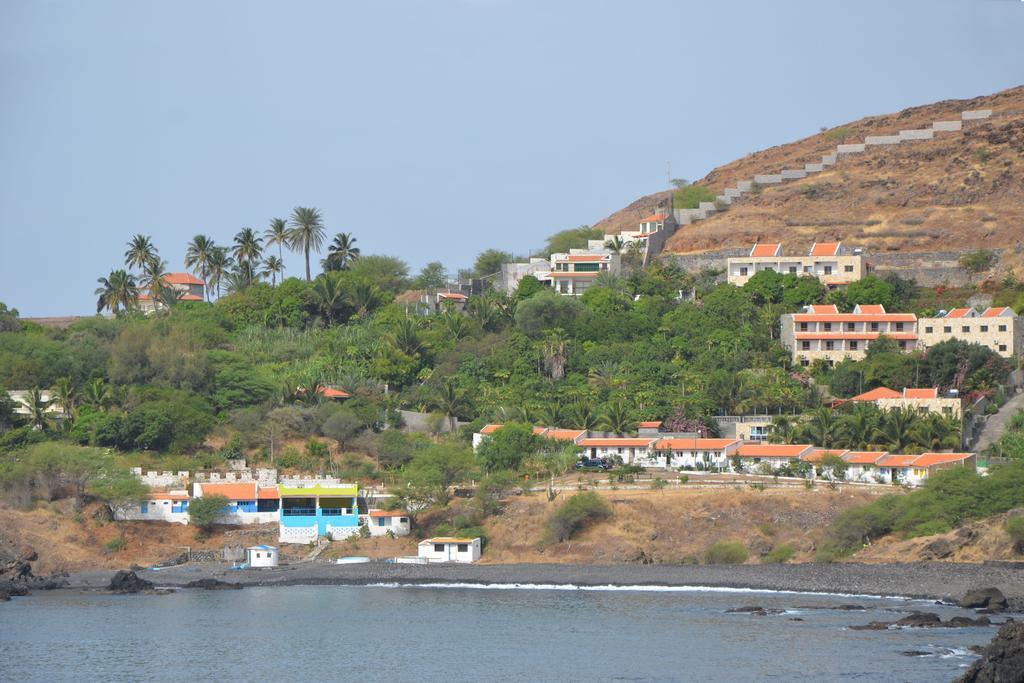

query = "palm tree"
[[185, 235, 216, 299], [875, 407, 920, 453], [95, 270, 139, 314], [322, 232, 360, 271], [431, 378, 468, 433], [287, 206, 327, 281], [803, 407, 839, 448], [535, 403, 563, 429], [265, 217, 289, 265], [768, 415, 797, 444], [467, 295, 501, 332], [540, 329, 568, 380], [391, 317, 424, 357], [225, 261, 257, 294], [310, 272, 347, 324], [260, 256, 285, 286], [840, 403, 880, 450], [206, 247, 233, 298], [50, 377, 75, 423], [83, 378, 112, 410], [233, 227, 264, 269], [568, 400, 599, 431], [124, 234, 158, 272], [599, 400, 636, 436], [140, 258, 168, 299], [604, 236, 625, 254], [587, 361, 619, 395], [913, 413, 961, 452], [25, 386, 51, 431], [441, 309, 469, 341], [348, 279, 381, 318]]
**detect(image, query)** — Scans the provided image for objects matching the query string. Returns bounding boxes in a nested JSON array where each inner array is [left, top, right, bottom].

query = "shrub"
[[1005, 516, 1024, 554], [546, 491, 611, 542], [672, 184, 717, 209], [678, 474, 689, 484], [762, 544, 796, 564], [187, 494, 229, 532], [104, 536, 126, 553], [704, 541, 748, 565]]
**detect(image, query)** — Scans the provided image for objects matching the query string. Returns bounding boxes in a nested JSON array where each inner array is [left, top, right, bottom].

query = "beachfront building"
[[366, 510, 411, 537], [918, 307, 1023, 359], [115, 490, 190, 524], [577, 437, 657, 464], [417, 537, 482, 563], [246, 545, 279, 568], [727, 242, 864, 287], [6, 389, 65, 428], [876, 452, 976, 486], [735, 443, 815, 472], [546, 252, 619, 296], [780, 304, 918, 366], [644, 438, 742, 470], [194, 482, 280, 525], [278, 481, 360, 544], [847, 387, 963, 420], [136, 273, 206, 313]]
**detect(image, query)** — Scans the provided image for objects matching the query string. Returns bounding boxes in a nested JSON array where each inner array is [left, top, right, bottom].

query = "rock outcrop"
[[955, 621, 1024, 683], [959, 588, 1008, 611], [184, 578, 243, 590], [108, 570, 154, 593]]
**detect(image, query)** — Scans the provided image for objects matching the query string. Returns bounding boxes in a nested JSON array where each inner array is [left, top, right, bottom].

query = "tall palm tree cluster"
[[96, 207, 361, 314], [770, 404, 962, 453]]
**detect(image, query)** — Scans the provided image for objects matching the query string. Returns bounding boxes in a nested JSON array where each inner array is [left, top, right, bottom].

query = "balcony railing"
[[320, 508, 352, 516], [282, 508, 316, 516]]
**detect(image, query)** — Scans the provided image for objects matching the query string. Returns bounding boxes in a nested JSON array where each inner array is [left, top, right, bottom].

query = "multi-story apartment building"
[[546, 252, 619, 296], [727, 242, 864, 287], [918, 306, 1023, 359], [780, 304, 918, 366]]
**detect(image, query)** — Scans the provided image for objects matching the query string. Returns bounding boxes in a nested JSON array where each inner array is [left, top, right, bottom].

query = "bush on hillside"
[[1005, 516, 1024, 554], [672, 184, 717, 210], [704, 541, 749, 565], [187, 494, 229, 533], [546, 491, 612, 543], [762, 543, 796, 564]]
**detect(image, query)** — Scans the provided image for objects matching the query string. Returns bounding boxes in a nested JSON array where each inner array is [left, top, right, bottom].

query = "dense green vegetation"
[[672, 185, 717, 209], [546, 491, 612, 542], [704, 541, 749, 564]]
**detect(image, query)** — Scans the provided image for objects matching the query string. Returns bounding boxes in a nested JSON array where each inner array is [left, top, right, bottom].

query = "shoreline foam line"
[[363, 582, 924, 601]]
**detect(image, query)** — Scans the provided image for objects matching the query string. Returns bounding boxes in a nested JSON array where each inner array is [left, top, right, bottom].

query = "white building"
[[366, 510, 411, 537], [642, 438, 742, 469], [735, 443, 814, 472], [246, 545, 279, 568], [114, 491, 190, 524], [577, 437, 657, 464], [418, 537, 482, 563], [193, 482, 281, 525]]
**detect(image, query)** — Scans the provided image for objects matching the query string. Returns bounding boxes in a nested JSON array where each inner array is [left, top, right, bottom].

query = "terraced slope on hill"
[[597, 85, 1024, 270]]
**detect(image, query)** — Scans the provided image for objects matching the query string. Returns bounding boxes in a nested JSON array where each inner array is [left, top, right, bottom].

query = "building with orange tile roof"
[[781, 304, 918, 366], [647, 437, 742, 470], [194, 482, 281, 524], [847, 386, 963, 421], [735, 443, 814, 472], [367, 509, 411, 537], [114, 489, 191, 524], [918, 306, 1022, 359], [546, 250, 618, 296], [135, 272, 206, 313], [727, 241, 863, 287]]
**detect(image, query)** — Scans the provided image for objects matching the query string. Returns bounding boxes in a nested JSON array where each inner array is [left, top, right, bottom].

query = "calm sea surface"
[[0, 584, 996, 681]]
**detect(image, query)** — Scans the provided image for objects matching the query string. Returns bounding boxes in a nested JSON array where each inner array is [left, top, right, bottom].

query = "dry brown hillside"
[[597, 85, 1024, 270]]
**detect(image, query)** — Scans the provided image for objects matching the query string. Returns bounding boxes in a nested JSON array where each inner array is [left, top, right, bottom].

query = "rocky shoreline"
[[45, 561, 1024, 607]]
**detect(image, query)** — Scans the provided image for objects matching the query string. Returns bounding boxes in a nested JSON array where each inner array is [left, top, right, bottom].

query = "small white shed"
[[367, 510, 411, 537], [246, 545, 279, 568], [417, 537, 481, 563]]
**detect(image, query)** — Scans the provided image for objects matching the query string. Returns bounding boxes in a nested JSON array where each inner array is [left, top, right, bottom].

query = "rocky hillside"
[[597, 85, 1024, 270]]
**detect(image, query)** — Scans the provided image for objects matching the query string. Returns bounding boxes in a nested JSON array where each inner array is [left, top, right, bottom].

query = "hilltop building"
[[136, 273, 205, 313], [727, 242, 864, 287], [844, 386, 963, 419], [780, 304, 918, 366], [918, 307, 1023, 359], [546, 252, 619, 296]]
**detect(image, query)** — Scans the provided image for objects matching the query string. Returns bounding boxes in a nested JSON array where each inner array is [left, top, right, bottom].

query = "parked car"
[[575, 457, 611, 471]]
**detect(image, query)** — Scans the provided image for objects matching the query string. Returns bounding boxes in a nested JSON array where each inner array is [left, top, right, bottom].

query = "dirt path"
[[974, 389, 1024, 452]]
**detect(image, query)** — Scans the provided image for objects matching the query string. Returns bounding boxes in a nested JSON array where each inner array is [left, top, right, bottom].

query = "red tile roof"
[[640, 213, 668, 223], [943, 308, 973, 318], [802, 449, 849, 463], [852, 387, 901, 401], [563, 255, 610, 262], [148, 492, 190, 501], [793, 313, 916, 323], [877, 454, 916, 467], [842, 451, 888, 465], [544, 429, 587, 442], [914, 452, 974, 467], [903, 388, 938, 399], [638, 421, 663, 429], [982, 307, 1012, 318], [737, 443, 813, 458], [317, 387, 352, 399], [807, 304, 839, 314], [750, 243, 782, 257], [854, 304, 886, 314], [654, 438, 740, 450], [438, 292, 468, 300], [368, 510, 406, 518], [257, 486, 279, 500], [200, 483, 257, 501], [163, 272, 205, 285], [809, 242, 842, 257], [479, 424, 503, 435], [579, 438, 656, 448]]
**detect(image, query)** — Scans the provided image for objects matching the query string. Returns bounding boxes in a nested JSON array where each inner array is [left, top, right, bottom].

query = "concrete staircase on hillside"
[[671, 109, 993, 227]]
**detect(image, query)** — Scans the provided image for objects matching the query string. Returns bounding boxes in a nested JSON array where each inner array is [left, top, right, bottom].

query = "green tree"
[[412, 261, 448, 289], [185, 235, 217, 300], [430, 378, 469, 433], [24, 386, 52, 431], [50, 377, 76, 423], [323, 232, 361, 271], [547, 491, 611, 542], [599, 401, 636, 436], [90, 467, 149, 523], [514, 275, 545, 301], [543, 225, 602, 256], [205, 247, 233, 299], [875, 407, 920, 453], [839, 403, 881, 450], [232, 227, 264, 269], [287, 206, 327, 282], [477, 423, 543, 472], [264, 217, 289, 266], [514, 290, 584, 336], [188, 494, 229, 533], [346, 255, 410, 294], [261, 255, 286, 286], [398, 444, 477, 509], [473, 249, 512, 278], [322, 408, 364, 451], [124, 234, 158, 272], [95, 270, 139, 314], [827, 276, 897, 312]]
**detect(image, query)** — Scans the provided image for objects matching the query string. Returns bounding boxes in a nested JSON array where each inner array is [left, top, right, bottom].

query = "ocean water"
[[0, 584, 996, 681]]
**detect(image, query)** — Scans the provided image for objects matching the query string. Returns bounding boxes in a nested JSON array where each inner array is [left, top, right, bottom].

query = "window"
[[740, 267, 748, 276], [824, 266, 832, 275], [999, 344, 1007, 352], [799, 322, 808, 331], [823, 322, 832, 331], [943, 326, 952, 333], [849, 341, 858, 350], [925, 326, 933, 333], [846, 322, 855, 331], [457, 544, 469, 553], [844, 265, 854, 273], [400, 517, 408, 523], [801, 341, 810, 350], [789, 266, 797, 274], [870, 322, 879, 331], [999, 325, 1007, 332], [899, 341, 907, 349], [434, 544, 445, 553], [800, 359, 809, 367], [376, 518, 386, 526], [895, 323, 904, 331], [980, 325, 988, 332], [962, 326, 970, 333], [825, 341, 834, 350]]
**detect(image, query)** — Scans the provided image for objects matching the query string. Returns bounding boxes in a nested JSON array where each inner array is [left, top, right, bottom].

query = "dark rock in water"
[[0, 591, 9, 601], [789, 617, 804, 622], [896, 612, 942, 627], [955, 621, 1024, 683], [850, 621, 892, 631], [26, 576, 67, 591], [948, 616, 992, 628], [727, 606, 765, 613], [968, 645, 986, 655], [959, 587, 1008, 610], [836, 604, 866, 611], [108, 570, 153, 593], [0, 580, 30, 597], [900, 650, 931, 657], [184, 578, 243, 590]]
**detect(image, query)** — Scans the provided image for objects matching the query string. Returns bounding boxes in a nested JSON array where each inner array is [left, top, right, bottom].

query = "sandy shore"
[[58, 561, 1024, 606]]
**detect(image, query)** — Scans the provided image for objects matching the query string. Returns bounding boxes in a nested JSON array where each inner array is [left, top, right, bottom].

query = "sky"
[[1, 0, 1023, 316]]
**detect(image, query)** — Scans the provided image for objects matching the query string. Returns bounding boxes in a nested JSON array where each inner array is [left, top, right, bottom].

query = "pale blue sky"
[[2, 0, 1022, 316]]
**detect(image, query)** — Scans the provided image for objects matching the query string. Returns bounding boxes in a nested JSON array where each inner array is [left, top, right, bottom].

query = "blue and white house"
[[116, 491, 190, 525], [278, 481, 361, 544]]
